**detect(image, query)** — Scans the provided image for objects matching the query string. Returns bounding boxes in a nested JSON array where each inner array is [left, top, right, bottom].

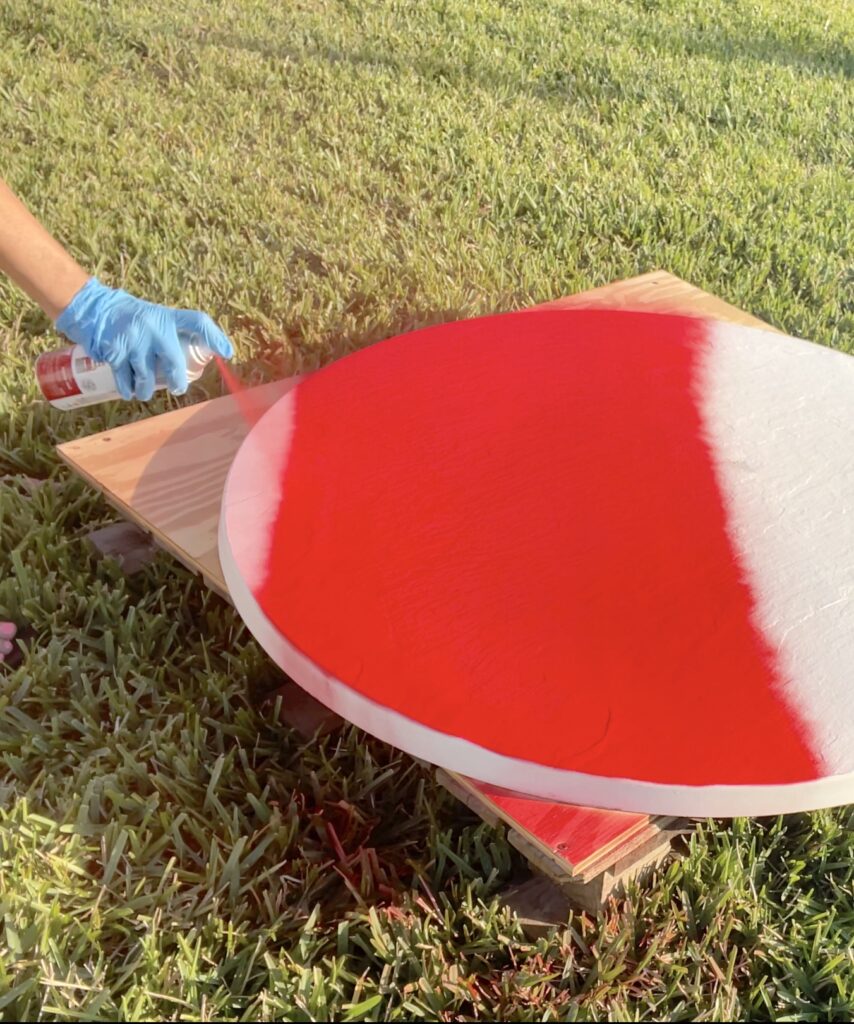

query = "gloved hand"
[[54, 277, 233, 401]]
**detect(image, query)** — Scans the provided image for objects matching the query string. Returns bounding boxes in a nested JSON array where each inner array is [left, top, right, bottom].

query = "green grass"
[[0, 0, 852, 1018]]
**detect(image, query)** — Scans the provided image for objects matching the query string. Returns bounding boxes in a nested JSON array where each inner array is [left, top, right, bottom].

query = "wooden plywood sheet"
[[538, 270, 782, 331], [438, 771, 667, 880], [59, 379, 296, 598]]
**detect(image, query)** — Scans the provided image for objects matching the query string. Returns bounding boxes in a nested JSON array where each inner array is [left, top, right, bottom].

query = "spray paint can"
[[36, 334, 214, 410]]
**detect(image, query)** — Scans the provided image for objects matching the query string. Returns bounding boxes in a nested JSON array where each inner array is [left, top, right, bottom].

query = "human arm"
[[0, 178, 90, 320], [0, 178, 233, 399]]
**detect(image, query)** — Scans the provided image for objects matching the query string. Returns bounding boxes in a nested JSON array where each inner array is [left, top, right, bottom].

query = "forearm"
[[0, 178, 89, 320]]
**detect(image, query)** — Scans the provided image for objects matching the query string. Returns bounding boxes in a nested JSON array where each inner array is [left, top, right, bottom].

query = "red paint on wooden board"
[[471, 780, 649, 869], [240, 308, 820, 788]]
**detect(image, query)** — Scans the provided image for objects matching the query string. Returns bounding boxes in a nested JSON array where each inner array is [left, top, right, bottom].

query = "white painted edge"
[[219, 502, 854, 818], [221, 392, 297, 592]]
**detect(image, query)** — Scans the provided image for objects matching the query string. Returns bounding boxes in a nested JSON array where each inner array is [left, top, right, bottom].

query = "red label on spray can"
[[36, 340, 214, 410], [35, 346, 119, 410], [35, 349, 83, 402]]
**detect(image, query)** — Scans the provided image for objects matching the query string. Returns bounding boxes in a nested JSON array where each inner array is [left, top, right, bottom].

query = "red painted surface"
[[247, 308, 820, 787], [471, 780, 649, 869], [36, 347, 84, 401]]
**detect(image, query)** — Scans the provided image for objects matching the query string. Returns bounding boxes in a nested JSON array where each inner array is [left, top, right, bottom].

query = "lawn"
[[0, 0, 852, 1019]]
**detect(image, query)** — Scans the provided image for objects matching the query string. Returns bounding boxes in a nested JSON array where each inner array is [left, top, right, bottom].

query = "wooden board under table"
[[57, 270, 777, 882]]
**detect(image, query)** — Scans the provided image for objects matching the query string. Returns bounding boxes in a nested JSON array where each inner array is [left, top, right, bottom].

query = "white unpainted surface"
[[221, 393, 296, 592], [700, 322, 854, 776]]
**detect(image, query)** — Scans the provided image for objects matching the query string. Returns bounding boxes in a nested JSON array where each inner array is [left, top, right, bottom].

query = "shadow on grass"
[[184, 16, 851, 103]]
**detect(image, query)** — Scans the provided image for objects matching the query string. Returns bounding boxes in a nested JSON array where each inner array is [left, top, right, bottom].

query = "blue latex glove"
[[54, 277, 233, 401]]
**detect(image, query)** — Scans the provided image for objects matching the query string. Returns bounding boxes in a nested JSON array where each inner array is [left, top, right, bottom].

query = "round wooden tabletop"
[[221, 307, 854, 816]]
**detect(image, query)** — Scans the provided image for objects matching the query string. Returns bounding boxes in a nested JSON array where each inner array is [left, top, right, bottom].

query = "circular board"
[[220, 307, 854, 817]]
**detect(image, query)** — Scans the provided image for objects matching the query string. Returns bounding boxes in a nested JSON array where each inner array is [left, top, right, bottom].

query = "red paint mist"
[[246, 308, 819, 787], [216, 357, 268, 426]]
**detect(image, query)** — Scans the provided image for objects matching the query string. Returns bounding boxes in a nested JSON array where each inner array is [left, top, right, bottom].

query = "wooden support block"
[[441, 768, 684, 915], [273, 680, 343, 738], [440, 769, 687, 916], [502, 875, 574, 938], [560, 832, 675, 916], [438, 771, 673, 881], [504, 824, 682, 920], [507, 826, 580, 886], [502, 827, 683, 929], [1, 474, 48, 493], [87, 521, 158, 574]]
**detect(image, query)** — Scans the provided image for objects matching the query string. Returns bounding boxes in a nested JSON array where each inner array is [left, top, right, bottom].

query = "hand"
[[55, 278, 234, 401]]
